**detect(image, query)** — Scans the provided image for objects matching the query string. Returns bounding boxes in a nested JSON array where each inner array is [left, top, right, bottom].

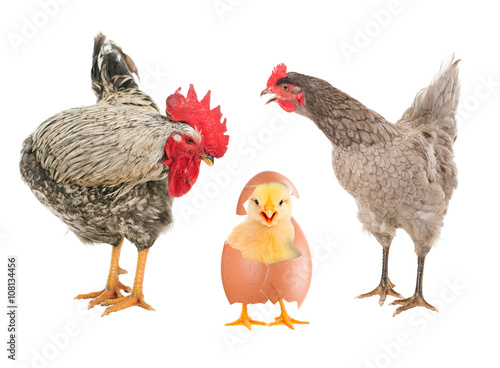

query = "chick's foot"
[[268, 314, 309, 330], [268, 298, 309, 330], [225, 304, 267, 330]]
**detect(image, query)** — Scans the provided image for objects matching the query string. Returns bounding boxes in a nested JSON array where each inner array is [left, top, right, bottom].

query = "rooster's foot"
[[75, 281, 132, 309], [101, 293, 154, 316]]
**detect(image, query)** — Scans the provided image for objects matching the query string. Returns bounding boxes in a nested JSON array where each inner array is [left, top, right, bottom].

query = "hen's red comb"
[[166, 85, 229, 158], [267, 63, 288, 88]]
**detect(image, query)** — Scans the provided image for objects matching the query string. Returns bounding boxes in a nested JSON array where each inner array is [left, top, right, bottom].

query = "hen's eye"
[[186, 137, 194, 144], [279, 200, 284, 206], [282, 84, 289, 91], [254, 199, 259, 205]]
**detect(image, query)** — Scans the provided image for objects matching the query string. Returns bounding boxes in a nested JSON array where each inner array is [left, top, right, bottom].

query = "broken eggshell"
[[221, 171, 312, 307]]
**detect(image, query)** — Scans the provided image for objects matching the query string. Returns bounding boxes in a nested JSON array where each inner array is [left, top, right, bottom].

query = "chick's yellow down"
[[227, 182, 301, 265]]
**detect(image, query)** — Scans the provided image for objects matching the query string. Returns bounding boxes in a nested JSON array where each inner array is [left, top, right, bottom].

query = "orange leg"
[[101, 248, 154, 316], [225, 304, 267, 330], [75, 238, 131, 309], [269, 298, 309, 330]]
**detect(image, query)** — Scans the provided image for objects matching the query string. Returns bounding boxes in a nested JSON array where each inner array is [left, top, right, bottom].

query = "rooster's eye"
[[254, 199, 259, 205], [186, 137, 194, 144], [282, 84, 289, 91]]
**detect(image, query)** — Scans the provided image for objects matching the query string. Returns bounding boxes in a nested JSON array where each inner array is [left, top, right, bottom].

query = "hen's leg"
[[75, 237, 131, 308], [268, 298, 309, 330], [390, 256, 437, 316], [225, 304, 267, 330], [356, 246, 403, 305], [101, 248, 154, 316]]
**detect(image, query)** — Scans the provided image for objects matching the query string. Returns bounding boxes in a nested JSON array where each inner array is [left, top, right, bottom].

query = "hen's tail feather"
[[91, 33, 139, 100], [398, 56, 461, 150]]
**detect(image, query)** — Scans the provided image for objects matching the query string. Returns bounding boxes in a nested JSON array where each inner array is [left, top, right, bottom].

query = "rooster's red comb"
[[166, 85, 229, 158], [267, 63, 288, 88]]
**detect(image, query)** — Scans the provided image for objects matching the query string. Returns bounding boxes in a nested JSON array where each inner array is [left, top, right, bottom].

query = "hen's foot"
[[356, 278, 402, 306], [75, 281, 132, 309], [390, 294, 438, 317], [268, 298, 308, 330], [101, 292, 154, 316], [225, 304, 266, 330]]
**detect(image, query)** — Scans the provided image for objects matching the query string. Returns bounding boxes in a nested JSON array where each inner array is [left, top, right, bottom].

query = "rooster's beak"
[[200, 154, 214, 167], [261, 88, 277, 104]]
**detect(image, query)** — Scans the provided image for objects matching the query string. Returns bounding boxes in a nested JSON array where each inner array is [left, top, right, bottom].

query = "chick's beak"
[[261, 88, 277, 104], [261, 206, 277, 226], [200, 154, 214, 167], [264, 209, 275, 218]]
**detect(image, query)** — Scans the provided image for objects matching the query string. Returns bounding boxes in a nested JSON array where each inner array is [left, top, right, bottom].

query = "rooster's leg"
[[101, 248, 154, 316], [390, 256, 438, 316], [268, 298, 309, 330], [75, 238, 131, 309], [225, 304, 267, 330], [356, 247, 403, 305]]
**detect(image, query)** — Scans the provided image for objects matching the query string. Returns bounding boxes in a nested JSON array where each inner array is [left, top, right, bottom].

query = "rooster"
[[20, 34, 229, 316], [262, 59, 459, 316]]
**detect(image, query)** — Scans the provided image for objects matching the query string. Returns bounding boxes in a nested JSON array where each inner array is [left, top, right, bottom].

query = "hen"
[[262, 59, 459, 316], [20, 34, 229, 316]]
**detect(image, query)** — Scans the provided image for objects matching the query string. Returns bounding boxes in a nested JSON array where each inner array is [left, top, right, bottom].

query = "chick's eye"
[[282, 84, 289, 91], [279, 200, 284, 206], [254, 199, 259, 205]]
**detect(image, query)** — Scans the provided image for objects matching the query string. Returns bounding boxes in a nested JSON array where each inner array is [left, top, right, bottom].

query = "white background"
[[1, 0, 499, 367]]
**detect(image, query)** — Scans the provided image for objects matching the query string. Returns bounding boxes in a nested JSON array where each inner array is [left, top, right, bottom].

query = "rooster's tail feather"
[[398, 56, 461, 150], [91, 33, 139, 100], [91, 33, 159, 113]]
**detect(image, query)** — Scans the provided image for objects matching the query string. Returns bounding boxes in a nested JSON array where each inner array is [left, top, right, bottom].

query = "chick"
[[227, 182, 301, 265], [224, 180, 309, 330]]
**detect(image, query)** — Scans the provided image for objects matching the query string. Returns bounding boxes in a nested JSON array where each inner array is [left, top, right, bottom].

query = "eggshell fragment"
[[221, 241, 269, 305]]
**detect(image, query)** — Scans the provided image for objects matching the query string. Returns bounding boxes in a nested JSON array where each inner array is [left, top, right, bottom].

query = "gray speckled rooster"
[[20, 34, 229, 316], [262, 59, 459, 316]]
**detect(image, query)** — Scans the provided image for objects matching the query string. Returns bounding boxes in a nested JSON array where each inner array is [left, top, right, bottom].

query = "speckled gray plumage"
[[21, 135, 173, 250], [19, 33, 192, 250], [283, 58, 460, 257], [31, 106, 196, 196]]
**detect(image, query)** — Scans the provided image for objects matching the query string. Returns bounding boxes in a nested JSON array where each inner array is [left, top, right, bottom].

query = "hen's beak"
[[200, 154, 214, 167], [261, 88, 277, 104]]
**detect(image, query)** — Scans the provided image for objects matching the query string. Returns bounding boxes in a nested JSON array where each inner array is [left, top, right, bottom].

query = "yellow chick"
[[227, 182, 302, 265]]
